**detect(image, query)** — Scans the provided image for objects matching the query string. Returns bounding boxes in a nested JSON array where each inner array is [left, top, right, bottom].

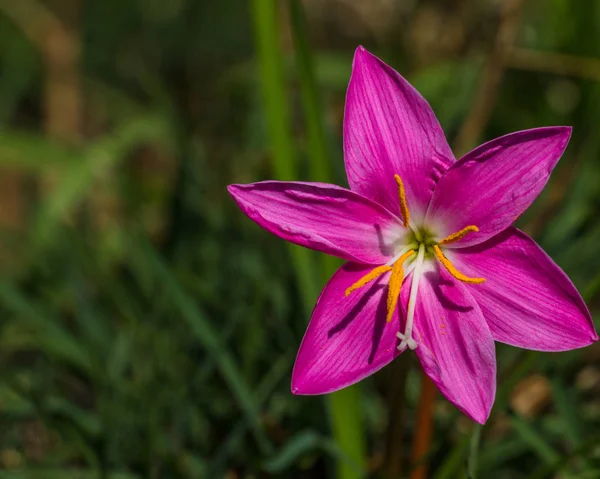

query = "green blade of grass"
[[432, 432, 471, 479], [263, 429, 363, 475], [289, 0, 367, 475], [0, 282, 93, 374], [211, 354, 293, 475], [478, 438, 528, 472], [250, 0, 320, 309], [551, 378, 584, 449], [467, 423, 482, 479], [527, 434, 600, 479], [134, 239, 272, 454], [32, 114, 171, 252], [327, 385, 367, 479], [289, 0, 330, 182], [287, 2, 366, 477], [510, 415, 560, 465]]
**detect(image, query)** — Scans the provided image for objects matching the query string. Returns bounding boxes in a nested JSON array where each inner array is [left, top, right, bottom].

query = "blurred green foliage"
[[0, 0, 599, 478]]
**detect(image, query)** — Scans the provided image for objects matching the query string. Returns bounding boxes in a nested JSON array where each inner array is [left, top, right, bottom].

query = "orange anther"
[[439, 225, 479, 245], [345, 265, 392, 297], [433, 245, 485, 284], [385, 250, 415, 322], [394, 174, 410, 227]]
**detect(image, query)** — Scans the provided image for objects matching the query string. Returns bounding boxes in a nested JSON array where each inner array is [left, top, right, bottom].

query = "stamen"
[[439, 225, 479, 245], [385, 245, 417, 266], [345, 265, 391, 297], [397, 243, 425, 350], [385, 250, 415, 323], [394, 174, 410, 228], [433, 245, 486, 284]]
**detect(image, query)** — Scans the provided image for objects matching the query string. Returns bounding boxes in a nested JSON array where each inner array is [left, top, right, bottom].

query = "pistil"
[[347, 174, 486, 353], [397, 243, 425, 351]]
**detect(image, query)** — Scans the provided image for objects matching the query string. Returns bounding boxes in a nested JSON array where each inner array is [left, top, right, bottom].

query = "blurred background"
[[0, 0, 600, 478]]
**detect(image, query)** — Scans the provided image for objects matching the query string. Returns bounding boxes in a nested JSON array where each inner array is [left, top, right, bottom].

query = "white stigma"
[[397, 243, 425, 351]]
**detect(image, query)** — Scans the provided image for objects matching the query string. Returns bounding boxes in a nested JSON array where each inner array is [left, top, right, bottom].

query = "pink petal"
[[344, 46, 454, 223], [403, 268, 496, 424], [426, 127, 572, 248], [452, 228, 597, 351], [228, 181, 405, 264], [292, 262, 404, 394]]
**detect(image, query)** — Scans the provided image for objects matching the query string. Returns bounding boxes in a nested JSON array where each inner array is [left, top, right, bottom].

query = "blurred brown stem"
[[408, 373, 437, 479], [507, 47, 600, 82]]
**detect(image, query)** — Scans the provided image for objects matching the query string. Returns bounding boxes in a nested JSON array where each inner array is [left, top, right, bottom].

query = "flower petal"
[[292, 262, 404, 394], [228, 181, 405, 264], [343, 46, 454, 222], [452, 227, 597, 351], [403, 268, 496, 424], [426, 127, 572, 248]]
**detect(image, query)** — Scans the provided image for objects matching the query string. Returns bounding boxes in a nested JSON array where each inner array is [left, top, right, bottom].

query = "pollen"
[[345, 265, 392, 297], [439, 225, 479, 245], [385, 250, 415, 322], [394, 174, 410, 227], [433, 245, 486, 284]]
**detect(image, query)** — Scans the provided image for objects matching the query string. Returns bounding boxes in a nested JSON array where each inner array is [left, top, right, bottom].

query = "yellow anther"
[[394, 174, 410, 227], [386, 263, 404, 323], [433, 245, 485, 284], [345, 265, 391, 297], [439, 225, 479, 245], [386, 250, 415, 322]]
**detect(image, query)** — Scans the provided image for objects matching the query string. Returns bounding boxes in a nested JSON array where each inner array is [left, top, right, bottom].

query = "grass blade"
[[0, 282, 93, 373], [288, 2, 366, 477], [134, 239, 272, 454], [289, 0, 330, 181], [467, 423, 482, 479], [510, 415, 560, 465]]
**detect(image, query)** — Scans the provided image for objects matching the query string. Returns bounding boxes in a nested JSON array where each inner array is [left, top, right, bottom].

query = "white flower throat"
[[345, 174, 486, 351]]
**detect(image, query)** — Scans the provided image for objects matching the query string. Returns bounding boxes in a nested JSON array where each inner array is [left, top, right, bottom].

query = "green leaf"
[[32, 114, 172, 251]]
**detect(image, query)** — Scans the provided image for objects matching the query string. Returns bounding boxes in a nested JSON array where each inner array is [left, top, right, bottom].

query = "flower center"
[[344, 174, 486, 351]]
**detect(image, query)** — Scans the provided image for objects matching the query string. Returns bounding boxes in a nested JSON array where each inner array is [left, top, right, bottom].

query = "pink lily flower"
[[228, 46, 597, 423]]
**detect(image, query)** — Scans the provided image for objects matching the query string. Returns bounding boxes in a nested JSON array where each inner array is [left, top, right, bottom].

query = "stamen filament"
[[345, 265, 391, 297], [433, 245, 486, 284], [385, 250, 415, 323], [439, 225, 479, 245], [385, 245, 416, 266], [394, 174, 410, 228]]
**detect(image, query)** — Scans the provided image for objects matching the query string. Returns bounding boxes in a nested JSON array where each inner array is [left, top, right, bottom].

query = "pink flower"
[[227, 46, 597, 423]]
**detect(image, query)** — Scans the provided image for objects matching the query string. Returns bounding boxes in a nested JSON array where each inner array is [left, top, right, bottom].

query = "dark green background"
[[0, 0, 599, 478]]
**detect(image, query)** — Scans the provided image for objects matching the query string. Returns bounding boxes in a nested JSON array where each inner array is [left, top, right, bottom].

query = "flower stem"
[[409, 373, 437, 479], [467, 423, 482, 479], [252, 2, 367, 478], [328, 387, 367, 478], [288, 0, 367, 473], [250, 0, 321, 307]]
